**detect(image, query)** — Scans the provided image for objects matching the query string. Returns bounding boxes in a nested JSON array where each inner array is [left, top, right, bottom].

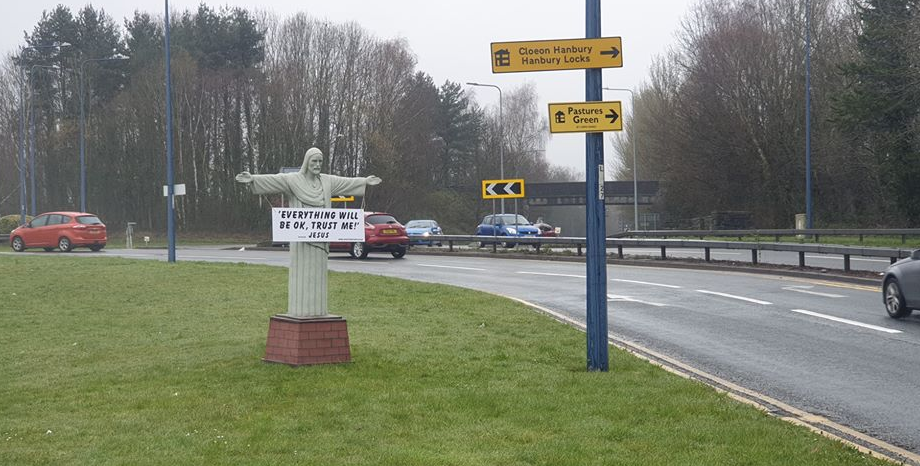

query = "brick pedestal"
[[263, 314, 351, 366]]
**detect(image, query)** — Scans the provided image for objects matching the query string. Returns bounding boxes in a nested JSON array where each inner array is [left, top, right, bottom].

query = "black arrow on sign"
[[606, 109, 619, 125], [600, 47, 620, 59]]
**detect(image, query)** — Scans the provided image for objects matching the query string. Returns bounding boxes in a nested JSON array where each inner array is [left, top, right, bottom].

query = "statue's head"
[[300, 147, 323, 176]]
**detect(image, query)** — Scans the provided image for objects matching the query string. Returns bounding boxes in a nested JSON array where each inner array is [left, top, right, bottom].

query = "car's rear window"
[[76, 216, 103, 225], [406, 220, 434, 228], [367, 215, 398, 225]]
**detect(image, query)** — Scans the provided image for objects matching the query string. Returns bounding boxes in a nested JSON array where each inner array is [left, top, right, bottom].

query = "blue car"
[[475, 214, 540, 248], [405, 219, 443, 246]]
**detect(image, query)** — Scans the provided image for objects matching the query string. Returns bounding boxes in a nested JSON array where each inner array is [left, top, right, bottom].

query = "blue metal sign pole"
[[164, 0, 176, 263], [585, 0, 609, 371]]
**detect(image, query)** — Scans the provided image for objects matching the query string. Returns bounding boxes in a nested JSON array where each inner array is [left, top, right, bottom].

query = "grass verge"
[[0, 256, 888, 465]]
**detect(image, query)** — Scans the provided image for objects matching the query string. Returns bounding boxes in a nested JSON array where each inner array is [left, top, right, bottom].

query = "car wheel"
[[391, 246, 407, 259], [351, 242, 368, 259], [44, 247, 54, 252], [89, 245, 104, 252], [58, 237, 73, 252], [884, 278, 912, 319], [11, 236, 25, 252]]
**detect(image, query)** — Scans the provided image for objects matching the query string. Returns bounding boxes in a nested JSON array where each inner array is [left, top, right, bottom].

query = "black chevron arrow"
[[600, 47, 620, 59]]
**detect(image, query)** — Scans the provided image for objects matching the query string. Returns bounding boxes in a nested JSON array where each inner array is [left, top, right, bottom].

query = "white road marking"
[[517, 271, 586, 278], [416, 264, 487, 271], [790, 309, 902, 334], [607, 294, 667, 307], [782, 286, 846, 298], [696, 290, 772, 305], [612, 279, 681, 289]]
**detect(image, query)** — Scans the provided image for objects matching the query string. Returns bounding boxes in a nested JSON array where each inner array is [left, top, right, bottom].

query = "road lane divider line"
[[501, 295, 918, 466], [417, 264, 487, 271], [517, 271, 586, 278], [612, 278, 681, 289], [790, 309, 902, 334], [607, 294, 667, 307], [696, 290, 773, 305], [781, 286, 846, 298]]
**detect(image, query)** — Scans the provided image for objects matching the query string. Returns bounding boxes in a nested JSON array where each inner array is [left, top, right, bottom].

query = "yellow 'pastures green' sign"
[[548, 101, 623, 134]]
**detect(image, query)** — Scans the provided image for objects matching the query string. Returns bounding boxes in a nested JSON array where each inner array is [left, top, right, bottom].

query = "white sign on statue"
[[272, 208, 365, 243]]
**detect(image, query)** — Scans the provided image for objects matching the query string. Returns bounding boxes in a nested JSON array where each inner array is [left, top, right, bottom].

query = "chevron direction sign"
[[548, 101, 623, 133], [482, 179, 525, 199], [491, 37, 622, 73], [331, 196, 354, 202]]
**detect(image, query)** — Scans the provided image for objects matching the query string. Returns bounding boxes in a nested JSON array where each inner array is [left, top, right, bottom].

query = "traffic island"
[[263, 314, 351, 366]]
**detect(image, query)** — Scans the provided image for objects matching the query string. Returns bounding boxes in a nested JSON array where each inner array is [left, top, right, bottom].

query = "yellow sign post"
[[491, 37, 622, 73], [548, 101, 622, 134]]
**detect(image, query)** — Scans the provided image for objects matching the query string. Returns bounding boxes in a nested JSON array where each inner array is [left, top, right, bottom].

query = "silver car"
[[883, 249, 920, 318]]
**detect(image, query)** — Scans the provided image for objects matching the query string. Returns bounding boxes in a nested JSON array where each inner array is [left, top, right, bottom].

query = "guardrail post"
[[751, 250, 758, 265], [799, 252, 805, 267], [577, 244, 583, 256], [775, 234, 780, 242], [617, 245, 623, 259], [448, 240, 453, 252], [660, 246, 666, 260], [705, 247, 711, 262], [843, 254, 851, 272], [859, 234, 863, 242], [891, 257, 897, 264], [902, 234, 906, 244], [492, 241, 497, 253], [814, 234, 820, 243]]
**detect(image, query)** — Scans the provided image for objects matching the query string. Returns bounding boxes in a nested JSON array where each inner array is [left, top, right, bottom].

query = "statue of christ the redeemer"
[[235, 147, 381, 318]]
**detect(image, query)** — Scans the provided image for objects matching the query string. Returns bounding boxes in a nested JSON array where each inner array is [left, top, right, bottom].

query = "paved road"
[[20, 246, 920, 460]]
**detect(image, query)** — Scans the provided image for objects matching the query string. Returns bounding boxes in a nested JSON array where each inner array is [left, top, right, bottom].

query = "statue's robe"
[[249, 172, 369, 317]]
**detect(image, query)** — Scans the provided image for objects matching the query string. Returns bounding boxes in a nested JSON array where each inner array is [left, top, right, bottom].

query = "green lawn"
[[0, 256, 887, 465]]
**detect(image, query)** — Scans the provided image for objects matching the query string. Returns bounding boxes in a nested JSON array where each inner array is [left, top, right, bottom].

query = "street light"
[[80, 53, 129, 212], [466, 82, 505, 213], [16, 42, 70, 224], [805, 0, 813, 229], [603, 87, 639, 230], [28, 64, 70, 216]]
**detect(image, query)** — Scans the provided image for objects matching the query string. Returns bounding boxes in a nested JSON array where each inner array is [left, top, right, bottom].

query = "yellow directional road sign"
[[548, 101, 623, 134], [491, 37, 622, 73], [331, 196, 355, 202], [482, 179, 525, 199]]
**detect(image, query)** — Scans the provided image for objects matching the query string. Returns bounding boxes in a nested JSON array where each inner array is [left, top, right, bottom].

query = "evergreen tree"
[[837, 0, 920, 224]]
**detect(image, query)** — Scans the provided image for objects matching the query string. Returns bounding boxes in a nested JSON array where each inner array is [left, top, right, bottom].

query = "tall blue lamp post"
[[585, 0, 608, 371], [805, 0, 813, 229], [165, 0, 176, 262], [16, 43, 69, 224], [79, 54, 129, 212]]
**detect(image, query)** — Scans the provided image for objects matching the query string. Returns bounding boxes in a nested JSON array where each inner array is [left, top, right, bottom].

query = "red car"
[[9, 211, 107, 252], [330, 212, 408, 258]]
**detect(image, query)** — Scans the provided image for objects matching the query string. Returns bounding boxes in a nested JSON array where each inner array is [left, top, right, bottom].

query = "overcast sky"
[[2, 1, 696, 176]]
